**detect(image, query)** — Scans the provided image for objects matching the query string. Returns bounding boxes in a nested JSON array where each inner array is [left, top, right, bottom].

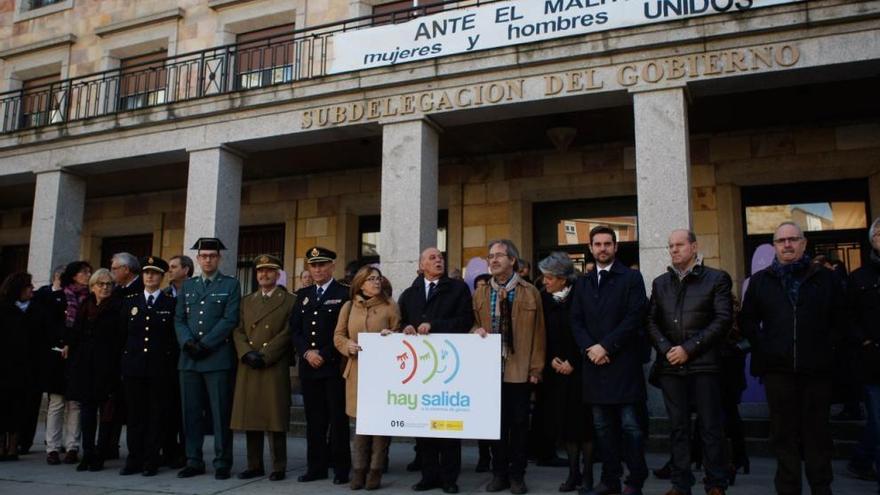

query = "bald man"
[[397, 247, 473, 494]]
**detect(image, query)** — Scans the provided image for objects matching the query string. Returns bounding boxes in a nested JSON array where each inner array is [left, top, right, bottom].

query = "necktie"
[[317, 286, 324, 300], [597, 270, 605, 289], [427, 282, 436, 300], [204, 278, 211, 289], [147, 295, 154, 307]]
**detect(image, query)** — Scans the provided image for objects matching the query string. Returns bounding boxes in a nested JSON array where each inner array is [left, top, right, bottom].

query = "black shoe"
[[47, 451, 61, 465], [238, 468, 265, 479], [298, 471, 328, 482], [580, 482, 622, 495], [334, 473, 351, 484], [560, 471, 582, 492], [486, 476, 510, 492], [510, 478, 528, 495], [119, 465, 141, 475], [537, 456, 569, 467], [407, 456, 422, 472], [413, 479, 440, 491], [88, 459, 104, 472], [177, 466, 206, 478], [476, 457, 490, 473], [443, 483, 460, 494], [269, 471, 286, 481], [16, 445, 30, 455], [142, 467, 158, 477], [848, 462, 878, 481], [76, 460, 89, 472], [215, 468, 231, 480]]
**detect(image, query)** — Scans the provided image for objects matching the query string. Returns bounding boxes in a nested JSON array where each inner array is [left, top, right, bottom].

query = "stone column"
[[27, 170, 86, 288], [380, 119, 439, 298], [633, 86, 693, 291], [184, 146, 244, 275]]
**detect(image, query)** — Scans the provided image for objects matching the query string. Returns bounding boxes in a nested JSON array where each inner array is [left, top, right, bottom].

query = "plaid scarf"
[[63, 284, 89, 328], [490, 273, 519, 358], [770, 255, 811, 306]]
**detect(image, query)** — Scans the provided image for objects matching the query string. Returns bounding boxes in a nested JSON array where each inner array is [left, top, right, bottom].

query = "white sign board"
[[330, 0, 803, 74], [356, 333, 501, 439]]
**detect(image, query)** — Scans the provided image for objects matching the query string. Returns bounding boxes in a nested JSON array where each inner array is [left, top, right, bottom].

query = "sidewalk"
[[0, 433, 874, 495]]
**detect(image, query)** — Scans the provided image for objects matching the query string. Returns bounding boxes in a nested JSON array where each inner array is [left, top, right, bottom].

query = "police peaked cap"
[[306, 246, 336, 264], [140, 256, 169, 274]]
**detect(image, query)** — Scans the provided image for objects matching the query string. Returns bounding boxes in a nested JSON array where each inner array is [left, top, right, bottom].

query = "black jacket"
[[741, 261, 844, 377], [66, 294, 125, 403], [290, 279, 349, 380], [847, 259, 880, 383], [571, 262, 648, 404], [648, 263, 733, 376], [32, 286, 68, 394], [0, 299, 44, 391], [120, 291, 179, 378], [397, 275, 473, 334]]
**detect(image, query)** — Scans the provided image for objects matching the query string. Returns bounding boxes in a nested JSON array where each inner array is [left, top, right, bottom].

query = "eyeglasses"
[[772, 236, 804, 245], [197, 253, 219, 260], [486, 253, 509, 260], [110, 265, 124, 271], [365, 276, 382, 282], [94, 281, 114, 288]]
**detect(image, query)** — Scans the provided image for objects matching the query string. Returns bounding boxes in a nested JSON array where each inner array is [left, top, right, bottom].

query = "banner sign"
[[356, 333, 501, 439], [329, 0, 803, 74]]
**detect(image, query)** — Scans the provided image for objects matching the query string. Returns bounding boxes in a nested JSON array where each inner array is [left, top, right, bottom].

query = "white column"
[[27, 170, 86, 288], [380, 119, 439, 298], [633, 87, 692, 291], [184, 146, 244, 275]]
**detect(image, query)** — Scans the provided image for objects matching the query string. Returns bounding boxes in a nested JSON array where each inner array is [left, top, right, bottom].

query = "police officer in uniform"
[[290, 247, 351, 484], [119, 256, 177, 477], [174, 238, 241, 480]]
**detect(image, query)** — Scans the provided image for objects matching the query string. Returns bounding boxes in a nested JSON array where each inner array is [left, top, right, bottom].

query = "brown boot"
[[365, 469, 382, 490], [350, 469, 367, 490]]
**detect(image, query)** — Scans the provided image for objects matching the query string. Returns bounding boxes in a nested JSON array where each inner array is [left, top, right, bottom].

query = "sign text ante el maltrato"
[[329, 0, 804, 74], [356, 333, 501, 440]]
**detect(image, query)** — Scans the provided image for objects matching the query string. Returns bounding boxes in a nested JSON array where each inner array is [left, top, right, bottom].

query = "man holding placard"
[[398, 247, 474, 494], [473, 240, 546, 495]]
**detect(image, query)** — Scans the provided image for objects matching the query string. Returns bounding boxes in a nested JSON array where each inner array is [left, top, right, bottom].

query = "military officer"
[[290, 247, 351, 484], [119, 256, 177, 477], [231, 254, 296, 482], [174, 237, 241, 480]]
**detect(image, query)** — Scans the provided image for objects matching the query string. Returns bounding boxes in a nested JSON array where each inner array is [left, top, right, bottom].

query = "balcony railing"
[[0, 0, 500, 136]]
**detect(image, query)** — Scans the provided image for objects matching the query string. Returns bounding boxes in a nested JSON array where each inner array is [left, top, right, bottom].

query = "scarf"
[[63, 284, 89, 328], [770, 255, 811, 306], [671, 254, 704, 281], [490, 273, 519, 358], [552, 285, 572, 303]]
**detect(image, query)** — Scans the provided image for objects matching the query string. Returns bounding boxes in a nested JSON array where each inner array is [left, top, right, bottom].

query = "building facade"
[[0, 0, 877, 314]]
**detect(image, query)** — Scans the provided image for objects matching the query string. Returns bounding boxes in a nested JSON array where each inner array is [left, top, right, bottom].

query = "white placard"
[[355, 333, 501, 439], [329, 0, 803, 74]]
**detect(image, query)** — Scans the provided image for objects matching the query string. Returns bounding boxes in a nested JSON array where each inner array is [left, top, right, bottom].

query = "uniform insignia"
[[311, 247, 320, 257], [131, 307, 138, 316], [148, 257, 154, 264], [258, 256, 269, 264], [302, 297, 309, 306]]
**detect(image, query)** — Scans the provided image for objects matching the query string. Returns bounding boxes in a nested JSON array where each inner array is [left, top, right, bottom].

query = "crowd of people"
[[0, 219, 877, 495]]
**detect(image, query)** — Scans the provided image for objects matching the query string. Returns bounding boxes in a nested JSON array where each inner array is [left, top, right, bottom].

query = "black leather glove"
[[183, 340, 200, 358], [241, 351, 266, 369], [192, 341, 212, 360]]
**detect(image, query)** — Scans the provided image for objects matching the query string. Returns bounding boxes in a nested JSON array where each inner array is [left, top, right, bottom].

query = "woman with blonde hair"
[[334, 266, 400, 490]]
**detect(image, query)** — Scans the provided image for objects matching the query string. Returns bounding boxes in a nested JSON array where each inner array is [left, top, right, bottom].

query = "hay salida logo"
[[386, 338, 471, 410]]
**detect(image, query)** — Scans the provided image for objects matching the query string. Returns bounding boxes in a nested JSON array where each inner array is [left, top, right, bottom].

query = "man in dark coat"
[[648, 229, 733, 495], [741, 222, 844, 495], [570, 226, 649, 495], [119, 256, 178, 476], [398, 247, 473, 494], [290, 246, 351, 484]]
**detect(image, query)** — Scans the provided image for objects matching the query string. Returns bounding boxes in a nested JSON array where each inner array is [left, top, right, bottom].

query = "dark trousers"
[[245, 431, 287, 473], [124, 376, 169, 469], [161, 374, 185, 464], [79, 400, 113, 460], [17, 389, 43, 450], [105, 391, 125, 458], [852, 383, 880, 491], [492, 383, 531, 480], [301, 375, 350, 476], [418, 437, 462, 485], [592, 404, 648, 489], [529, 381, 557, 460], [658, 374, 728, 492], [764, 373, 833, 495], [180, 369, 234, 470]]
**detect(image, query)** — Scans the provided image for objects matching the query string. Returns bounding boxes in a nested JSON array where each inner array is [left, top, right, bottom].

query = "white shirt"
[[424, 277, 440, 299], [315, 279, 333, 297], [143, 288, 161, 303]]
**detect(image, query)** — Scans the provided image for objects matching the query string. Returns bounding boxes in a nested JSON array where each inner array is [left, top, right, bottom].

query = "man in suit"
[[231, 254, 296, 482], [570, 226, 649, 495], [112, 252, 144, 297], [160, 254, 193, 469], [398, 247, 474, 494], [174, 237, 241, 480], [290, 246, 351, 484], [119, 256, 178, 477]]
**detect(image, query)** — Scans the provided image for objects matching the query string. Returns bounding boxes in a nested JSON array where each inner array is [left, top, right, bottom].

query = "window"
[[28, 0, 65, 8], [119, 50, 168, 110], [235, 24, 295, 89], [372, 0, 444, 25], [745, 202, 867, 235], [100, 234, 154, 270], [14, 0, 73, 22], [237, 224, 285, 294], [358, 211, 447, 264], [21, 73, 64, 128]]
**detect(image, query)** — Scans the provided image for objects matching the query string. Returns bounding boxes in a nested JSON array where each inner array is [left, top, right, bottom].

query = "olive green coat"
[[333, 295, 401, 418], [231, 288, 296, 432]]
